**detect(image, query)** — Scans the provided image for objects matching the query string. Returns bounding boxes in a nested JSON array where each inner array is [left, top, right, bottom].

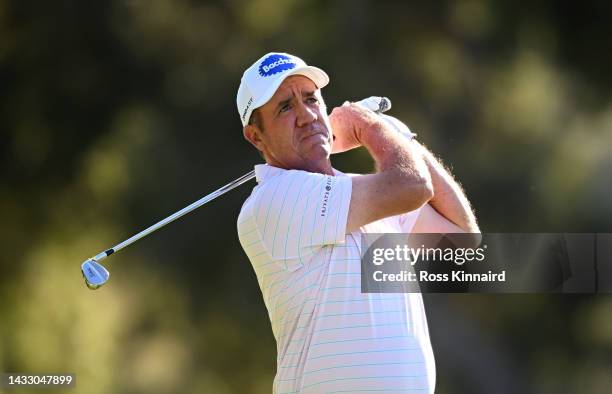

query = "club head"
[[81, 258, 110, 290]]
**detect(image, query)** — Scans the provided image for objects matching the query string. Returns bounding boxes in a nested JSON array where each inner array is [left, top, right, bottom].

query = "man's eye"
[[280, 104, 291, 113], [307, 97, 318, 104]]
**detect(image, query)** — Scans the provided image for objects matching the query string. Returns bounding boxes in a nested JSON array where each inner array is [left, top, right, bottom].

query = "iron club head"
[[81, 258, 110, 290]]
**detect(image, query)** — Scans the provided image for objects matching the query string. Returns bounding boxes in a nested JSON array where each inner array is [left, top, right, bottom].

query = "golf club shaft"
[[92, 170, 255, 262]]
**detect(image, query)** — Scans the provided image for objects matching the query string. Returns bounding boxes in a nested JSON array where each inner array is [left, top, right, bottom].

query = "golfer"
[[236, 52, 479, 393]]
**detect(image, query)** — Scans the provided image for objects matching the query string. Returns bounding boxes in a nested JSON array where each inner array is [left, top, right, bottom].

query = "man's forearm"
[[337, 105, 435, 232], [359, 122, 434, 211], [361, 123, 429, 176], [414, 141, 479, 233]]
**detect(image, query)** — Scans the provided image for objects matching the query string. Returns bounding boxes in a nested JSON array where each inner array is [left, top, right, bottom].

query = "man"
[[236, 52, 479, 393]]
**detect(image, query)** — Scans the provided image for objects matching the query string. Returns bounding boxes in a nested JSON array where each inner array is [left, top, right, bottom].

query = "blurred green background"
[[1, 1, 611, 393]]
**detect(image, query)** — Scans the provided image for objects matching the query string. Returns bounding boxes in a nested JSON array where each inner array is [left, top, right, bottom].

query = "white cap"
[[236, 52, 329, 126]]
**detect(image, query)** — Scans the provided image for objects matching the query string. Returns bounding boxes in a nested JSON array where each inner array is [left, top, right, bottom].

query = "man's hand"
[[329, 103, 383, 154]]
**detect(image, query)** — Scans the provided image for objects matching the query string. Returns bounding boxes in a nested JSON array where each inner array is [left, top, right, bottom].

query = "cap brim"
[[252, 65, 329, 111]]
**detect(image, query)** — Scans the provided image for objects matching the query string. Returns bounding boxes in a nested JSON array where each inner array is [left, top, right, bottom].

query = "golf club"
[[81, 96, 392, 289]]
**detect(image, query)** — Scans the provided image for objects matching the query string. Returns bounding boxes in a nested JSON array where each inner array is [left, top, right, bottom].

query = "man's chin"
[[310, 143, 332, 159], [297, 146, 332, 173]]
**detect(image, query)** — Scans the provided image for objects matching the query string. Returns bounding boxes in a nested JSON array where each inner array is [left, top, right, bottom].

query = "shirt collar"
[[254, 164, 284, 184], [254, 164, 346, 184]]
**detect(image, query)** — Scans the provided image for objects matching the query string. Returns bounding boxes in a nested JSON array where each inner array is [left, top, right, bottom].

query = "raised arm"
[[329, 104, 434, 233], [411, 141, 479, 234]]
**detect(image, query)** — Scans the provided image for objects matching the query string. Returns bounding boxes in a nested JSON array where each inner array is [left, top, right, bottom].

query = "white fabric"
[[237, 164, 435, 394]]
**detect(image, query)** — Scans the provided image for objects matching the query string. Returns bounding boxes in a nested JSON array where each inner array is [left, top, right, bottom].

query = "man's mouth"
[[300, 130, 329, 142]]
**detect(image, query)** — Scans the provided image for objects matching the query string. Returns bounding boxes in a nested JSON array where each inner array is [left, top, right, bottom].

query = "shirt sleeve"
[[252, 169, 352, 262], [399, 206, 423, 233]]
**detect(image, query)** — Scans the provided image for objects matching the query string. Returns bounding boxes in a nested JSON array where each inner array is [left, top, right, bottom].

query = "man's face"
[[244, 75, 333, 174]]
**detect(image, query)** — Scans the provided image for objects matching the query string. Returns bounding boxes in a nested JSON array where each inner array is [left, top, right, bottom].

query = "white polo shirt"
[[237, 164, 436, 394]]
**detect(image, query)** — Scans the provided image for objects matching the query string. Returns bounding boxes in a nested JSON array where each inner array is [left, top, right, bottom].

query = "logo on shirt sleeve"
[[320, 177, 332, 217]]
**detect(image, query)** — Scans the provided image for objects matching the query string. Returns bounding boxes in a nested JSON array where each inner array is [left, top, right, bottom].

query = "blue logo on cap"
[[259, 54, 296, 77]]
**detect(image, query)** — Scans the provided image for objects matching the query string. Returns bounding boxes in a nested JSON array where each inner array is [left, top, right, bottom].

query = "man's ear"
[[243, 124, 265, 153]]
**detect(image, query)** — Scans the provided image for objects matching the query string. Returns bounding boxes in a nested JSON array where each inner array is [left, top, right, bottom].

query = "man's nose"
[[295, 102, 317, 126]]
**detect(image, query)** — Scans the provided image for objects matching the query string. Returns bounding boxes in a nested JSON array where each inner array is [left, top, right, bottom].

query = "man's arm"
[[411, 141, 480, 234], [329, 104, 434, 233]]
